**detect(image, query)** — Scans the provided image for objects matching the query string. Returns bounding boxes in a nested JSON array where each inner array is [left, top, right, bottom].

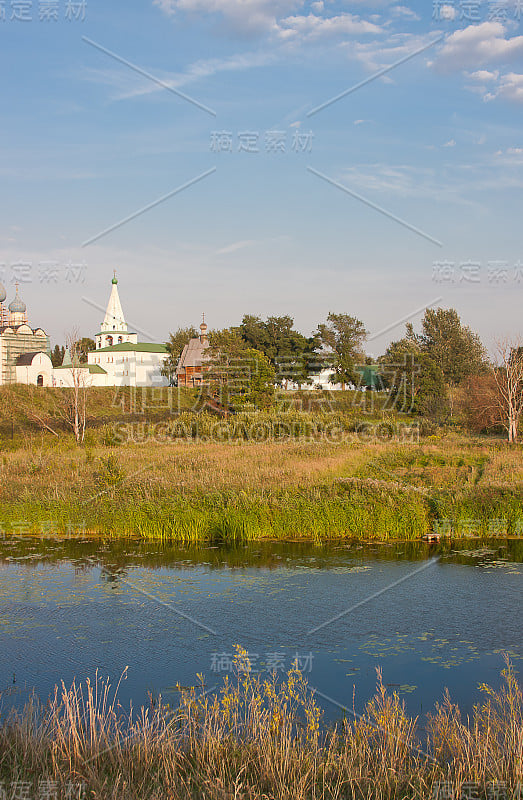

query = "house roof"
[[0, 325, 46, 336], [176, 337, 210, 374], [15, 351, 48, 366], [95, 342, 167, 354], [54, 363, 108, 374]]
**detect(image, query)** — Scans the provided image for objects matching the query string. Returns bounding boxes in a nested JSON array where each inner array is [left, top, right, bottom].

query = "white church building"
[[0, 275, 168, 388], [54, 275, 169, 388], [0, 282, 51, 386]]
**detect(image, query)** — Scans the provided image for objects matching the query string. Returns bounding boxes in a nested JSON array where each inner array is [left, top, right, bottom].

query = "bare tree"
[[56, 330, 91, 444], [493, 338, 523, 444]]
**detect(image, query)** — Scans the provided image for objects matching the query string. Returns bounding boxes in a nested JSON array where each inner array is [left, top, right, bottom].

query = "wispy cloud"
[[215, 239, 257, 255], [214, 236, 290, 256], [81, 50, 278, 102], [336, 158, 523, 207], [390, 5, 420, 21]]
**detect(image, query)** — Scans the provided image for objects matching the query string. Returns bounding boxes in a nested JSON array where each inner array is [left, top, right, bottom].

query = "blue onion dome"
[[9, 288, 26, 313], [0, 283, 6, 303]]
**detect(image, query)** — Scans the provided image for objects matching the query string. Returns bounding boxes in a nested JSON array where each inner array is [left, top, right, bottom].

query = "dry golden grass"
[[1, 432, 521, 505], [0, 429, 522, 541], [0, 649, 521, 800]]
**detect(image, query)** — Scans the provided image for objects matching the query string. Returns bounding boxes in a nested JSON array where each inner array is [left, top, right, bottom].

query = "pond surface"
[[0, 537, 521, 722]]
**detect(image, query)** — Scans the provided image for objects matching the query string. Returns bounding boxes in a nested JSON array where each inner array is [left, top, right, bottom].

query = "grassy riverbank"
[[0, 649, 521, 800], [1, 410, 522, 540]]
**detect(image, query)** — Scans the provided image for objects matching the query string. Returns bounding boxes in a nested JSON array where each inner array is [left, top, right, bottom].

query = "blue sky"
[[1, 0, 522, 354]]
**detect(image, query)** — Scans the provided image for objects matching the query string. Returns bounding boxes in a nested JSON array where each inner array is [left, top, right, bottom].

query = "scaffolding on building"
[[0, 332, 50, 384]]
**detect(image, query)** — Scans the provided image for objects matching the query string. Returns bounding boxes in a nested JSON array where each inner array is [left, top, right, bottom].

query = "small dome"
[[9, 288, 26, 314], [112, 271, 118, 285], [0, 283, 6, 303]]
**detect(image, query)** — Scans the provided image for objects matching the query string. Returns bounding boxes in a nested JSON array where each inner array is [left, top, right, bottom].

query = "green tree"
[[207, 328, 275, 409], [162, 326, 198, 382], [416, 308, 488, 387], [317, 313, 367, 388], [50, 344, 65, 367], [77, 337, 96, 363], [378, 331, 421, 413], [417, 353, 449, 422], [239, 314, 317, 385], [239, 315, 269, 353]]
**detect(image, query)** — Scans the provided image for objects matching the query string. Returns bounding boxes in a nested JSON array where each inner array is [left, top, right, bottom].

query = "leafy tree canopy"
[[207, 327, 275, 409], [416, 308, 488, 386], [50, 344, 65, 368], [239, 314, 317, 385], [77, 337, 96, 364], [317, 313, 367, 387]]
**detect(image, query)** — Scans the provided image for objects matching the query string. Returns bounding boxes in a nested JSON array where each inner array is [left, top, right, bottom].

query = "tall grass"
[[0, 482, 431, 542], [1, 426, 522, 543], [0, 648, 521, 799]]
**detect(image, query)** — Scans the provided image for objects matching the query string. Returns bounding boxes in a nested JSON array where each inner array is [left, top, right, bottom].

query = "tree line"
[[51, 311, 523, 443], [163, 309, 523, 442]]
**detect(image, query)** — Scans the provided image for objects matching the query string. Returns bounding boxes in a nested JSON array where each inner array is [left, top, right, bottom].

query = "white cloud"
[[494, 146, 523, 165], [340, 31, 440, 73], [433, 22, 523, 73], [495, 72, 523, 103], [275, 12, 383, 41], [153, 0, 301, 33], [465, 69, 523, 104], [467, 69, 499, 82], [391, 5, 420, 21], [154, 0, 385, 38], [443, 138, 456, 147]]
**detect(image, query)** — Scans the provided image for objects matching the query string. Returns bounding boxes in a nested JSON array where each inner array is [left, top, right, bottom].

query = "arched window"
[[37, 374, 44, 387], [118, 336, 123, 344], [106, 336, 113, 347]]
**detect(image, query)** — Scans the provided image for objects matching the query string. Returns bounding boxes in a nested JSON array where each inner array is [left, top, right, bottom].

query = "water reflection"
[[0, 537, 521, 722]]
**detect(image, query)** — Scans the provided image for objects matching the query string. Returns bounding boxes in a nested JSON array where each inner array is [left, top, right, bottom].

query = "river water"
[[0, 537, 521, 721]]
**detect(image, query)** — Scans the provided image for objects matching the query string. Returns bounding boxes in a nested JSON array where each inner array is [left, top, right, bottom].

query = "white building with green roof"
[[53, 275, 169, 388]]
